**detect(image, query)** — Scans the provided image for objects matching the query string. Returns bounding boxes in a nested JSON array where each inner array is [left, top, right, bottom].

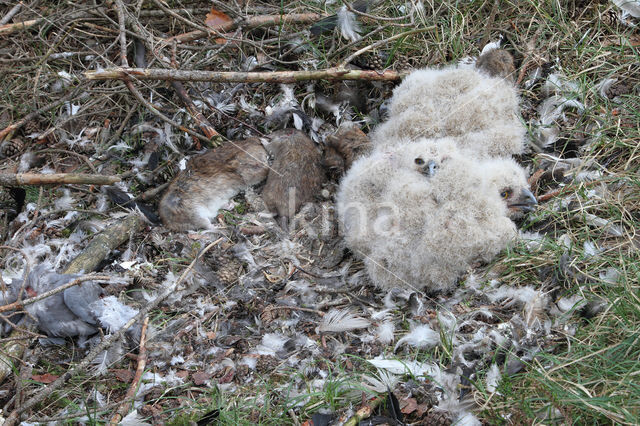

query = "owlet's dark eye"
[[415, 158, 425, 165], [501, 189, 512, 199]]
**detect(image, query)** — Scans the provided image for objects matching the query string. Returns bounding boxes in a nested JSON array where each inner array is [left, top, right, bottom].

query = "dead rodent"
[[322, 125, 372, 177], [262, 129, 325, 221], [476, 49, 516, 80], [159, 138, 268, 231]]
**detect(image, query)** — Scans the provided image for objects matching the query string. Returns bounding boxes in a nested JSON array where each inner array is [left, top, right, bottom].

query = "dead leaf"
[[176, 370, 189, 379], [32, 373, 58, 384], [192, 371, 212, 385], [112, 369, 134, 383], [218, 368, 235, 384], [205, 7, 232, 29], [400, 397, 418, 415]]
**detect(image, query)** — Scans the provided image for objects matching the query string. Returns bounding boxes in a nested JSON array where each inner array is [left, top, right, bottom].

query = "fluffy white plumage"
[[371, 65, 525, 157], [337, 138, 533, 292]]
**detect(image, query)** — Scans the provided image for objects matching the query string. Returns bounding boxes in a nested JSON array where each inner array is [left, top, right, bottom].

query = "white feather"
[[54, 189, 75, 210], [480, 35, 503, 55], [90, 296, 138, 333], [485, 363, 501, 393], [375, 321, 395, 344], [367, 357, 441, 378], [612, 0, 640, 17], [118, 410, 151, 425], [337, 6, 361, 42], [317, 308, 370, 333], [254, 333, 287, 356], [394, 323, 440, 351]]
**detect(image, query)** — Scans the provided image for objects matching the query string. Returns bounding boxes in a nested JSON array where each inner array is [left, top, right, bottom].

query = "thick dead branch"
[[0, 173, 120, 187], [0, 3, 22, 25], [164, 13, 324, 44], [85, 67, 406, 83], [0, 214, 144, 387]]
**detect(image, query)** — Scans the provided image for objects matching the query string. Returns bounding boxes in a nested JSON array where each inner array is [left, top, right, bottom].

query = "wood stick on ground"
[[0, 275, 111, 314], [5, 237, 222, 425], [343, 396, 384, 426], [163, 13, 325, 45], [85, 67, 406, 83], [171, 80, 220, 141], [537, 180, 600, 203], [0, 173, 120, 187], [0, 3, 22, 25], [0, 214, 145, 388], [0, 18, 41, 35], [109, 315, 149, 425]]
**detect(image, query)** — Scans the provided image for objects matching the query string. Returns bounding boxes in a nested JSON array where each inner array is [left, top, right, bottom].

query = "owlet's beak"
[[508, 188, 538, 212], [419, 160, 438, 178]]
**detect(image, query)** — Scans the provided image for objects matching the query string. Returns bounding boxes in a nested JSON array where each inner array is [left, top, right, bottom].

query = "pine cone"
[[210, 252, 242, 284], [352, 52, 387, 70], [22, 117, 41, 136], [423, 409, 453, 426], [394, 56, 412, 71], [0, 138, 24, 158], [0, 187, 20, 221]]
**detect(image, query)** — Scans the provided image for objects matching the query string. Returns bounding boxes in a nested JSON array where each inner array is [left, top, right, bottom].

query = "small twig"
[[527, 168, 545, 189], [516, 26, 544, 86], [0, 86, 85, 142], [171, 81, 220, 140], [537, 180, 600, 203], [0, 275, 111, 314], [339, 26, 435, 68], [0, 173, 120, 187], [0, 2, 22, 25], [265, 305, 324, 316], [85, 66, 406, 83], [109, 315, 149, 425], [163, 13, 325, 45], [139, 182, 169, 202], [342, 396, 384, 426]]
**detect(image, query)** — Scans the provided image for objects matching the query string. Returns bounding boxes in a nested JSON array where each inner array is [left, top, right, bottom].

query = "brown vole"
[[261, 129, 325, 222], [322, 125, 372, 177], [476, 49, 516, 80], [159, 138, 268, 231]]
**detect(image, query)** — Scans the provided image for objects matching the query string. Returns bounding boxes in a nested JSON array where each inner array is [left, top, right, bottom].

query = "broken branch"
[[0, 18, 41, 35], [0, 275, 110, 314], [109, 315, 149, 425], [0, 173, 120, 187], [85, 67, 406, 83], [164, 13, 325, 44]]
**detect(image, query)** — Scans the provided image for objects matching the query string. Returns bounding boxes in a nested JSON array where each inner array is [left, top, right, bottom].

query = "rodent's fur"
[[159, 138, 268, 231], [261, 129, 325, 220]]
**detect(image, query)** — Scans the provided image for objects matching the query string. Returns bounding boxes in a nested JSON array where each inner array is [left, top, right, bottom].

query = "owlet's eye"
[[501, 189, 512, 199], [415, 158, 425, 165]]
